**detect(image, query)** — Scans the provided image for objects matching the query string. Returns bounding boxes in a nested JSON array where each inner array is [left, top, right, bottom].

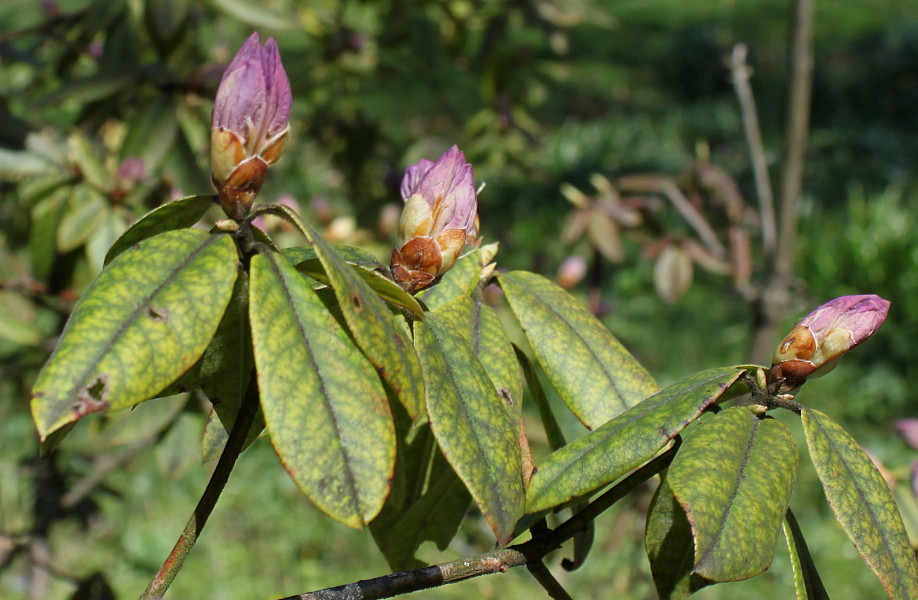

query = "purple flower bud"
[[895, 419, 918, 452], [391, 145, 480, 293], [770, 294, 890, 390], [210, 32, 292, 220]]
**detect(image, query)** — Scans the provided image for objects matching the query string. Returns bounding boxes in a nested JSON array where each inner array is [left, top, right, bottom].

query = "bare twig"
[[281, 444, 679, 600], [139, 381, 260, 600], [527, 561, 574, 600], [60, 434, 158, 510], [727, 43, 777, 258], [747, 0, 816, 363], [662, 180, 726, 260]]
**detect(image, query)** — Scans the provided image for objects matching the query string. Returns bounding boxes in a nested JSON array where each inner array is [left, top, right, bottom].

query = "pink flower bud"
[[390, 145, 479, 293], [770, 294, 890, 390], [211, 32, 292, 220], [895, 419, 918, 452]]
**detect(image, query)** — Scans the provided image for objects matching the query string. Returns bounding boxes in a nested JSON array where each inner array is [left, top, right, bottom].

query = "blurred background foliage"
[[1, 0, 916, 598]]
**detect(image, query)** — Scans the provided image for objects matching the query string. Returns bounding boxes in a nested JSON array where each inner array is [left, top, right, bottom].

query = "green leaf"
[[645, 478, 711, 600], [499, 270, 657, 429], [119, 94, 179, 173], [0, 292, 42, 347], [283, 246, 424, 318], [516, 346, 566, 451], [268, 204, 424, 418], [526, 366, 745, 514], [201, 409, 229, 462], [370, 447, 471, 570], [415, 314, 524, 545], [30, 190, 67, 283], [67, 132, 111, 192], [784, 508, 831, 600], [104, 195, 214, 265], [417, 249, 483, 311], [155, 413, 202, 479], [803, 408, 918, 599], [0, 147, 56, 179], [249, 251, 395, 528], [667, 406, 798, 582], [435, 296, 523, 415], [86, 209, 128, 274], [207, 0, 294, 29], [57, 187, 108, 252], [30, 230, 238, 439]]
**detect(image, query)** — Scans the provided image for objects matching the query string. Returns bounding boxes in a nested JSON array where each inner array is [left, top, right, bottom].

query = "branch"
[[281, 444, 679, 600], [747, 0, 816, 363], [139, 381, 260, 600], [727, 43, 777, 258]]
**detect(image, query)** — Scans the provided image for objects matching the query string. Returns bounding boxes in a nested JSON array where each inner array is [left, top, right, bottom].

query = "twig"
[[282, 444, 679, 600], [727, 43, 777, 258], [661, 180, 726, 259], [139, 380, 260, 600], [60, 434, 158, 510], [527, 561, 574, 600], [747, 0, 816, 363]]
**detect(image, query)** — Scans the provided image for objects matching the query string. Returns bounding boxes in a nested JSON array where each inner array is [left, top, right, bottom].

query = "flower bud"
[[390, 145, 479, 293], [770, 294, 890, 391], [211, 32, 292, 220]]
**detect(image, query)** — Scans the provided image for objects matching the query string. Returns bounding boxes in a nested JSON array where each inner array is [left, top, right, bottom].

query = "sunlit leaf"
[[249, 251, 395, 528], [31, 230, 238, 439], [668, 406, 798, 582], [499, 270, 657, 429], [526, 366, 745, 514], [417, 249, 483, 311], [207, 0, 294, 29], [415, 314, 524, 545], [435, 296, 523, 414], [803, 408, 918, 599], [104, 195, 214, 265], [267, 204, 424, 418], [283, 246, 424, 318]]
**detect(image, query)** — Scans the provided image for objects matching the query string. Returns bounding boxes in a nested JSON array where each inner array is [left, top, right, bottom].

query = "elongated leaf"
[[784, 508, 831, 600], [57, 186, 108, 252], [436, 296, 523, 415], [646, 478, 711, 600], [668, 406, 798, 582], [416, 315, 524, 545], [268, 204, 424, 418], [803, 408, 918, 599], [499, 270, 656, 429], [369, 448, 471, 570], [119, 93, 178, 172], [526, 366, 745, 514], [249, 252, 395, 528], [283, 246, 424, 318], [31, 230, 238, 439], [417, 249, 483, 311], [30, 189, 68, 283], [104, 195, 214, 265]]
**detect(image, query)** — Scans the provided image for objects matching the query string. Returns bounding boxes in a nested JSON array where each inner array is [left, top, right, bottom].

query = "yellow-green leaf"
[[668, 407, 798, 582], [31, 230, 238, 439], [415, 315, 524, 546], [499, 270, 656, 429], [526, 366, 745, 514], [283, 246, 424, 318], [803, 408, 918, 599], [104, 195, 214, 265], [435, 296, 523, 415], [268, 204, 424, 418], [417, 249, 483, 311], [249, 252, 395, 528]]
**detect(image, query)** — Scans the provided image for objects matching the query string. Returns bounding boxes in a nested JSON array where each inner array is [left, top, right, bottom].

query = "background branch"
[[748, 0, 816, 363], [728, 43, 777, 258]]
